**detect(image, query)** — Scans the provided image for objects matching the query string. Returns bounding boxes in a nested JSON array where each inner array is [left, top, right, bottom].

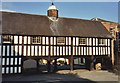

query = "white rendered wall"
[[4, 36, 111, 56]]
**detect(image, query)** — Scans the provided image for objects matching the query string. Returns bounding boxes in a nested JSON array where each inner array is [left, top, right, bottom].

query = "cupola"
[[47, 2, 58, 20]]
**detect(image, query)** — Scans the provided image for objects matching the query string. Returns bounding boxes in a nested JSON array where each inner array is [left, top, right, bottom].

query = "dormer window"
[[79, 38, 86, 45], [57, 37, 65, 45], [32, 36, 41, 44], [2, 35, 13, 43]]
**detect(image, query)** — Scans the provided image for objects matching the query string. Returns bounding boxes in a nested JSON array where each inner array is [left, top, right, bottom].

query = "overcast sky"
[[2, 2, 118, 23]]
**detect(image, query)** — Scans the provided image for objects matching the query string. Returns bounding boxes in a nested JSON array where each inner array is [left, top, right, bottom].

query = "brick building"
[[91, 18, 120, 66]]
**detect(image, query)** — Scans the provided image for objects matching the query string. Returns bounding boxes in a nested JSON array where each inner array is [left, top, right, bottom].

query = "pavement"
[[2, 69, 119, 83]]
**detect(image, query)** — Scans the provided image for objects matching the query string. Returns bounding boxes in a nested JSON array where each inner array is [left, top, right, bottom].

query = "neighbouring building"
[[91, 18, 120, 66]]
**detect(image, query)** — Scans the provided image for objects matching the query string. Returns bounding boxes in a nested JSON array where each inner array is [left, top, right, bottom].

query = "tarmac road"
[[2, 69, 119, 83]]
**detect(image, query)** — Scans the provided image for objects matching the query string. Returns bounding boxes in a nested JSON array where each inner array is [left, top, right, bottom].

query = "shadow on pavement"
[[2, 69, 118, 83]]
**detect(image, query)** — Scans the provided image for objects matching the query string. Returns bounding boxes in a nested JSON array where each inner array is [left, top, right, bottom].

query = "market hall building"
[[0, 3, 113, 74]]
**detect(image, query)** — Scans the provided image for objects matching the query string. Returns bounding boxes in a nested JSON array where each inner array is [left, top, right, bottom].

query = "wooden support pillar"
[[36, 59, 39, 71], [65, 59, 67, 65], [21, 36, 24, 73], [90, 38, 94, 71], [90, 56, 94, 71], [53, 59, 57, 72], [47, 37, 51, 73], [78, 58, 80, 64], [70, 57, 74, 71], [47, 60, 51, 73], [81, 58, 83, 63], [21, 57, 24, 73], [85, 58, 90, 70], [85, 58, 94, 71], [70, 37, 74, 71]]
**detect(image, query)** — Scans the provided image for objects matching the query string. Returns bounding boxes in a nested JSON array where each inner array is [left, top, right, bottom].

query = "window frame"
[[2, 35, 13, 44], [79, 38, 87, 45], [98, 39, 105, 45], [32, 36, 41, 44], [57, 37, 65, 45]]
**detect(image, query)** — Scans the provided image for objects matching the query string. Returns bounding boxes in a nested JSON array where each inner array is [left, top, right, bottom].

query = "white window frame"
[[32, 36, 41, 44], [79, 38, 86, 45], [57, 37, 65, 45], [98, 39, 105, 45]]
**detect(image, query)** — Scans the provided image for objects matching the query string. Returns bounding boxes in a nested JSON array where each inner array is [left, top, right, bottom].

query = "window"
[[98, 39, 105, 45], [2, 35, 13, 43], [57, 37, 65, 45], [79, 38, 86, 45], [32, 36, 41, 44]]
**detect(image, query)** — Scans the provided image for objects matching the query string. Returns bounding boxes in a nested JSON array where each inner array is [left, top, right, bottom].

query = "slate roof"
[[1, 11, 112, 38]]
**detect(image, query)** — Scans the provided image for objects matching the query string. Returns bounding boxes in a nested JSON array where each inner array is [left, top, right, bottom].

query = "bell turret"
[[47, 2, 58, 20]]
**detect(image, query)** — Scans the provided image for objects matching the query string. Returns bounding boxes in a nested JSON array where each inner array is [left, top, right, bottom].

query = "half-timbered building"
[[0, 3, 113, 74]]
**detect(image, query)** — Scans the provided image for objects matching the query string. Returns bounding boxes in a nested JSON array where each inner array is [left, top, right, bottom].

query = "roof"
[[91, 18, 117, 24], [1, 12, 112, 38]]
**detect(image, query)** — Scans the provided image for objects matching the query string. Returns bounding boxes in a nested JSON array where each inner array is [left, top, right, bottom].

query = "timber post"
[[47, 60, 51, 73], [36, 59, 39, 71], [21, 36, 24, 73], [90, 38, 94, 70], [70, 37, 74, 71], [47, 37, 51, 73], [53, 59, 57, 72]]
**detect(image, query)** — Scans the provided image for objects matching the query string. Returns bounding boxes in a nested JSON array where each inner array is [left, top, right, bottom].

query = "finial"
[[52, 2, 54, 5], [51, 0, 54, 5]]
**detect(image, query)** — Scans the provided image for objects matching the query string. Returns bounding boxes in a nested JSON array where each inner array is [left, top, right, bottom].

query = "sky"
[[1, 2, 118, 23], [1, 0, 120, 2]]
